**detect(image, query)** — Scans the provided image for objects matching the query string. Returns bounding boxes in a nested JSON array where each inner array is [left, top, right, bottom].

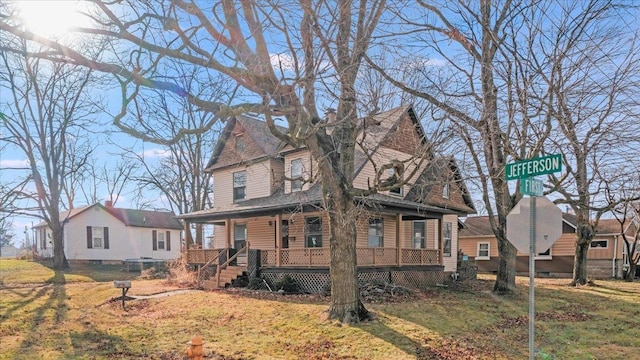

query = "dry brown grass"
[[1, 260, 639, 359]]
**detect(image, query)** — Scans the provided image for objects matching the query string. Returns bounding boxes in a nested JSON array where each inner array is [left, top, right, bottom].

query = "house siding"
[[212, 160, 276, 208]]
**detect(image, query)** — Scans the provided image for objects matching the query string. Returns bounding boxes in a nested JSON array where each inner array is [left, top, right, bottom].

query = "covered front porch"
[[187, 246, 440, 267]]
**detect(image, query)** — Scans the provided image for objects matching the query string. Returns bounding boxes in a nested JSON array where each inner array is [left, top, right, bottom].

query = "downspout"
[[612, 235, 618, 278]]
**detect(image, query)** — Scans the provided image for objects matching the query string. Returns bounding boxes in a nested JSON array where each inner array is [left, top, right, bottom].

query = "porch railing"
[[257, 248, 440, 267], [187, 249, 225, 264]]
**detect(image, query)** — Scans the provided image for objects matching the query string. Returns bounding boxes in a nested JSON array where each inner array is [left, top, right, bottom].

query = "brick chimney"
[[105, 200, 113, 207]]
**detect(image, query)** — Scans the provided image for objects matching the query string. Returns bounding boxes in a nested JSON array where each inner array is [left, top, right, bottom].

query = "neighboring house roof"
[[178, 183, 456, 222], [595, 218, 637, 237], [460, 213, 636, 238], [405, 157, 476, 215], [33, 203, 182, 230]]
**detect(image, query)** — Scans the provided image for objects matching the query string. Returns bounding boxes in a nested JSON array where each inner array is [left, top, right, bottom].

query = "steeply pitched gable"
[[206, 115, 286, 171], [404, 157, 476, 215]]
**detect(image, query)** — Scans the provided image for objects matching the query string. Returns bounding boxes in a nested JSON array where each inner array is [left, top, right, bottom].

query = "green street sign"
[[506, 154, 561, 180], [520, 177, 543, 196]]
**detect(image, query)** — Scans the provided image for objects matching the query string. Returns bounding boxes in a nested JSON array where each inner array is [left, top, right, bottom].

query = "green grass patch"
[[1, 259, 639, 359]]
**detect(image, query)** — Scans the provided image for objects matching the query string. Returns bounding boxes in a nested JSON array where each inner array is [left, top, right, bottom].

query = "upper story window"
[[305, 217, 322, 247], [389, 168, 402, 196], [442, 182, 450, 199], [233, 171, 247, 201], [291, 158, 303, 192], [368, 218, 384, 247]]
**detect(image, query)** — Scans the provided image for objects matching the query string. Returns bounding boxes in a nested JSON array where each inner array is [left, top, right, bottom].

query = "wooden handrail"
[[197, 247, 229, 287], [216, 243, 249, 287]]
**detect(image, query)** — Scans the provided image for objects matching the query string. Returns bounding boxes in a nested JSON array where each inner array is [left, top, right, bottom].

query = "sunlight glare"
[[14, 0, 92, 38]]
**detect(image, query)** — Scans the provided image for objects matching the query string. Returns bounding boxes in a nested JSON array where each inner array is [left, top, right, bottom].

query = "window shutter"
[[166, 231, 171, 251], [152, 230, 157, 251], [86, 226, 93, 249], [104, 227, 109, 249]]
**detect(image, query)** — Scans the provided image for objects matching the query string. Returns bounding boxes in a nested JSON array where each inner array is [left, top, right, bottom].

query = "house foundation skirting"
[[259, 266, 446, 293]]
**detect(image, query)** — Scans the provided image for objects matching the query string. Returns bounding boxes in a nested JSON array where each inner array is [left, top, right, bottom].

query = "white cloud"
[[140, 148, 170, 159], [0, 159, 30, 168], [270, 53, 296, 72]]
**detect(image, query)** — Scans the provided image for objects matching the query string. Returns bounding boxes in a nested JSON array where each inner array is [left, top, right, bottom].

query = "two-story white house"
[[34, 201, 183, 263], [179, 106, 476, 291]]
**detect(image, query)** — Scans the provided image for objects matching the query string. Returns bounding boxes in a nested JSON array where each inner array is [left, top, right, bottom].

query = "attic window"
[[442, 182, 450, 199], [235, 136, 245, 153]]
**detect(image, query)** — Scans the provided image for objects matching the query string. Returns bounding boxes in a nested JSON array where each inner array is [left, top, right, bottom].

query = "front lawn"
[[1, 259, 638, 359]]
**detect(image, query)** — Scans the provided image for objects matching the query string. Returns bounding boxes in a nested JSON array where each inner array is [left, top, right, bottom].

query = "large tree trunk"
[[571, 222, 594, 285], [572, 240, 589, 285], [326, 194, 369, 323], [494, 236, 517, 293], [624, 262, 637, 282], [51, 222, 69, 269]]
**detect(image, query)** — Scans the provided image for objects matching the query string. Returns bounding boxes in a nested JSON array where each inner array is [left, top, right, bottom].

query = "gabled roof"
[[206, 114, 287, 171], [103, 206, 183, 230], [596, 218, 637, 237], [405, 157, 476, 215], [33, 203, 182, 230]]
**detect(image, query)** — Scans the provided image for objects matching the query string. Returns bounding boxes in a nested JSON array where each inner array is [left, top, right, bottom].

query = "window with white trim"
[[477, 242, 490, 260], [233, 171, 246, 201], [92, 226, 103, 248], [590, 239, 609, 249], [368, 218, 384, 247], [157, 232, 166, 250], [291, 159, 303, 192], [305, 217, 322, 248], [388, 168, 402, 196], [443, 222, 452, 257]]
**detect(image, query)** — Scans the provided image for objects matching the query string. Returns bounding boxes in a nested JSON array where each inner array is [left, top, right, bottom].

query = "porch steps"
[[201, 266, 246, 290]]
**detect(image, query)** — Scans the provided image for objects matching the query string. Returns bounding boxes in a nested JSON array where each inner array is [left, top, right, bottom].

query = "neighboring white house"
[[0, 245, 20, 258], [33, 201, 183, 262]]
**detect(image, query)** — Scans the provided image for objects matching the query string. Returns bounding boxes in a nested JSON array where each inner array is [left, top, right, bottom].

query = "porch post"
[[183, 220, 191, 262], [396, 214, 402, 266], [438, 217, 443, 265], [226, 218, 232, 248], [275, 214, 281, 267]]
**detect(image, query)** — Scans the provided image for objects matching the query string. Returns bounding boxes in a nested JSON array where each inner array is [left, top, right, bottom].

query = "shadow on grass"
[[37, 259, 141, 283]]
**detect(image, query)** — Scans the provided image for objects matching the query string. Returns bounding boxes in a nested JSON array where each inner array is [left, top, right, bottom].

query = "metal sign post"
[[528, 196, 536, 360], [506, 155, 562, 360]]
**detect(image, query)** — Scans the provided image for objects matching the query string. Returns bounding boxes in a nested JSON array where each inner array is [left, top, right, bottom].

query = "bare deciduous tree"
[[535, 1, 640, 285], [0, 39, 101, 269]]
